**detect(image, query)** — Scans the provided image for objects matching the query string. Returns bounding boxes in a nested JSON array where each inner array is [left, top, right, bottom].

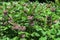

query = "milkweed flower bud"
[[12, 23, 20, 30], [3, 10, 8, 16], [53, 20, 59, 24], [20, 34, 26, 38], [19, 26, 26, 31], [46, 4, 51, 8], [30, 21, 34, 26], [50, 7, 56, 12], [28, 16, 33, 20], [8, 17, 13, 24]]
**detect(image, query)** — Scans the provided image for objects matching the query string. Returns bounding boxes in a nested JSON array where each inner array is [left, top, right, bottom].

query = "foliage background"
[[0, 0, 60, 40]]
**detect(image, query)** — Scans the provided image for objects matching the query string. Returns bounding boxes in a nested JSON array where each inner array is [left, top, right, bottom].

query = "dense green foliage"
[[0, 0, 60, 5], [0, 1, 60, 40]]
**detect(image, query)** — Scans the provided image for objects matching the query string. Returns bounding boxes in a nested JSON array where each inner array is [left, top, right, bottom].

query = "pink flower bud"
[[50, 7, 56, 12], [30, 21, 34, 26], [12, 23, 20, 30], [8, 17, 13, 24], [28, 16, 33, 20], [21, 34, 26, 38], [19, 26, 26, 31], [3, 10, 8, 16]]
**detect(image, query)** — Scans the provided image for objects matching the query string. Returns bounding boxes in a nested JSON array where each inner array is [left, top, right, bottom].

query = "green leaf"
[[39, 37, 47, 40], [50, 29, 57, 35], [34, 25, 42, 31], [54, 38, 60, 40], [31, 32, 40, 37], [57, 30, 60, 35], [13, 36, 19, 40], [20, 38, 27, 40]]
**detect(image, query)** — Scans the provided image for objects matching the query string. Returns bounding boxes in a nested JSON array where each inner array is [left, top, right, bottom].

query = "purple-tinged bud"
[[50, 7, 56, 12], [28, 16, 33, 20], [21, 34, 26, 38], [19, 26, 26, 31], [3, 10, 8, 16], [12, 23, 20, 30]]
